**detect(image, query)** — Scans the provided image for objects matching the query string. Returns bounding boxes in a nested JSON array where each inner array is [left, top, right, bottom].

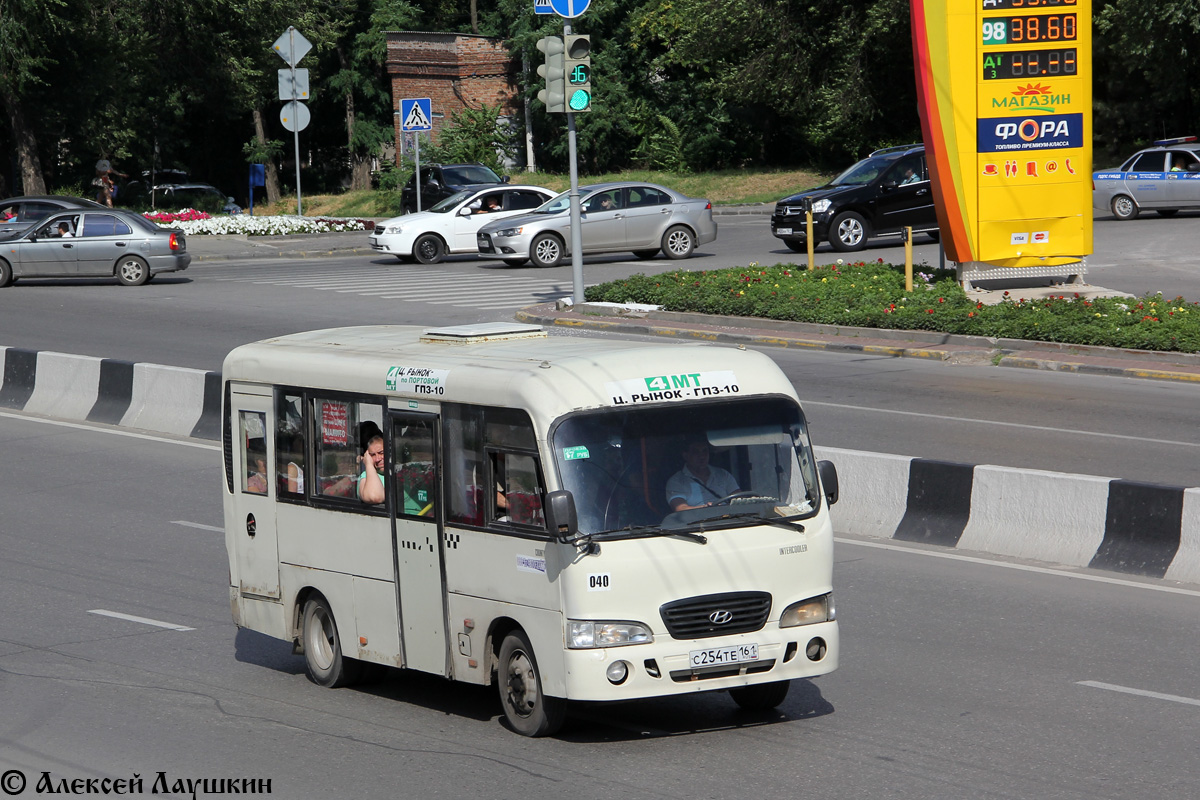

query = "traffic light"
[[563, 34, 592, 113], [536, 36, 566, 114]]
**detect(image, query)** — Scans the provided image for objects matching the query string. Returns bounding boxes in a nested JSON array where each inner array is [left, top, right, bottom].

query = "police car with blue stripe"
[[1093, 136, 1200, 220]]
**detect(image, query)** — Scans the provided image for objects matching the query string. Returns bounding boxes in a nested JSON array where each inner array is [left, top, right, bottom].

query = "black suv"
[[770, 145, 939, 252], [401, 163, 509, 214]]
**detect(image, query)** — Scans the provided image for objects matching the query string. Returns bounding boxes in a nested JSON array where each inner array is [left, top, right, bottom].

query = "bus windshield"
[[551, 397, 821, 536]]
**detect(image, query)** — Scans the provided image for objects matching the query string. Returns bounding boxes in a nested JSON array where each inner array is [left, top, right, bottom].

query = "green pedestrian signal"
[[563, 34, 592, 113], [536, 36, 567, 114]]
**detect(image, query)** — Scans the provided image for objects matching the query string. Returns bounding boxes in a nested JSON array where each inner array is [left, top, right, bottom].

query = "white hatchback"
[[369, 185, 555, 264]]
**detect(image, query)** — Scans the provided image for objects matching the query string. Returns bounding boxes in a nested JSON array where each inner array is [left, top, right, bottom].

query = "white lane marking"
[[807, 401, 1200, 450], [88, 609, 195, 631], [172, 520, 223, 532], [835, 537, 1200, 598], [1077, 680, 1200, 708], [0, 411, 220, 451]]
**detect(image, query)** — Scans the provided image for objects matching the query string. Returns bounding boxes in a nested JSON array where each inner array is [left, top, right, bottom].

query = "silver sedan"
[[475, 181, 717, 267], [0, 208, 190, 287]]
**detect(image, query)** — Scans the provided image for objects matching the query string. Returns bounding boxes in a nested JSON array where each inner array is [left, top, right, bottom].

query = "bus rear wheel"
[[729, 680, 790, 711], [498, 630, 566, 737], [302, 595, 362, 688]]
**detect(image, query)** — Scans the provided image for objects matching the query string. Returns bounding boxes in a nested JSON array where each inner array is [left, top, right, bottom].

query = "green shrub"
[[584, 260, 1200, 353]]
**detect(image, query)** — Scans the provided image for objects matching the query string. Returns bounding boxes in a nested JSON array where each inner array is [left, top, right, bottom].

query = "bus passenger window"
[[276, 393, 306, 497], [443, 405, 485, 525], [497, 453, 545, 528], [239, 411, 268, 495], [314, 398, 359, 498], [394, 422, 436, 518]]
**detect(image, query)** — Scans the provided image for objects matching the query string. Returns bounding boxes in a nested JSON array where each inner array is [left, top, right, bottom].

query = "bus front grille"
[[660, 591, 771, 639]]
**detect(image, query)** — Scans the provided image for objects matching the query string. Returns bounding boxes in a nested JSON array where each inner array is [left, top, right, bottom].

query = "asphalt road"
[[1, 210, 1199, 488], [1, 413, 1196, 799]]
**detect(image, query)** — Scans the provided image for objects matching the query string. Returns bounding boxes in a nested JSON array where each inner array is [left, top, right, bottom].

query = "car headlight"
[[811, 199, 831, 214], [780, 594, 835, 628], [493, 227, 522, 237], [568, 620, 654, 648], [383, 224, 405, 235]]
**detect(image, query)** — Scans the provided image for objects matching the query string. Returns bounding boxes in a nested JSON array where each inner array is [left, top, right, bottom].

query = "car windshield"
[[442, 165, 501, 184], [551, 396, 821, 537], [829, 156, 895, 187], [428, 190, 474, 213]]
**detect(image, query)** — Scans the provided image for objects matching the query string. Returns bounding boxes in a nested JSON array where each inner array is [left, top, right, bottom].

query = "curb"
[[515, 303, 1200, 384], [2, 344, 1196, 585]]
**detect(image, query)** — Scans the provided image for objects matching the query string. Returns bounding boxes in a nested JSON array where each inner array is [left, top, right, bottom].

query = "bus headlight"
[[568, 620, 653, 648], [780, 594, 835, 628]]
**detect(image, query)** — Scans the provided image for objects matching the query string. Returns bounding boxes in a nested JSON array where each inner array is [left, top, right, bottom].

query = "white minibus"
[[222, 323, 840, 736]]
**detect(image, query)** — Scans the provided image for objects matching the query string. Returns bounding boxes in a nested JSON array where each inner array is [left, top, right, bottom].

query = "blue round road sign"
[[548, 0, 590, 18]]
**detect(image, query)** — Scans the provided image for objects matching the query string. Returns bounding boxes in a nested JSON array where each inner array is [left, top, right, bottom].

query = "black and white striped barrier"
[[817, 447, 1200, 585], [2, 345, 1195, 585], [0, 346, 220, 440]]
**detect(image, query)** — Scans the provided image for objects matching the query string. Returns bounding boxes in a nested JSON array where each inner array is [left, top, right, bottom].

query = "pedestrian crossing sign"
[[400, 98, 433, 132], [534, 0, 554, 13]]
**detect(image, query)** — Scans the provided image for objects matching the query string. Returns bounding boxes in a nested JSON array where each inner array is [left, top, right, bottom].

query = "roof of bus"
[[223, 325, 799, 425]]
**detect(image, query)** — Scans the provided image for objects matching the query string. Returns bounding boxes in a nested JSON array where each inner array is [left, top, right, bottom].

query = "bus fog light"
[[568, 620, 653, 648], [780, 594, 834, 628], [606, 660, 630, 685]]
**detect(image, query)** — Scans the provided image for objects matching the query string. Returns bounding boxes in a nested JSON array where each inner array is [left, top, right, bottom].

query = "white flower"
[[154, 214, 368, 236]]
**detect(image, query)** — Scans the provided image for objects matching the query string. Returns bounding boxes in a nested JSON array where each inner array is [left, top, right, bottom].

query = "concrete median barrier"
[[1, 346, 219, 440], [2, 344, 1196, 585]]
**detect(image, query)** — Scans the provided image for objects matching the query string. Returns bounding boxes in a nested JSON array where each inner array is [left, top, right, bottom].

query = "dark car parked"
[[770, 145, 939, 252], [401, 163, 509, 214], [0, 195, 107, 236]]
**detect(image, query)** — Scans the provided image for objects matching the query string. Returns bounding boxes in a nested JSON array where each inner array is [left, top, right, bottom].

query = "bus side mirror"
[[818, 460, 839, 506], [544, 490, 578, 540]]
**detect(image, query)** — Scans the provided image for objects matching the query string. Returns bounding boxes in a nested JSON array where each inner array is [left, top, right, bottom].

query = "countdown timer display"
[[982, 14, 1076, 44], [982, 48, 1077, 79]]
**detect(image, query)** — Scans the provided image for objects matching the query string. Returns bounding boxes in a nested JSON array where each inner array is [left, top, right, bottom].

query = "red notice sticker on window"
[[321, 401, 349, 445]]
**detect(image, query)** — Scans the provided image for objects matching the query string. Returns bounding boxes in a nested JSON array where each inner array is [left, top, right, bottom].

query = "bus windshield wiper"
[[593, 524, 708, 545], [698, 512, 807, 533]]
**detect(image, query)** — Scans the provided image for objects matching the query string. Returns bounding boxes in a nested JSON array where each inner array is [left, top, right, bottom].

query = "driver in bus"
[[665, 438, 740, 511]]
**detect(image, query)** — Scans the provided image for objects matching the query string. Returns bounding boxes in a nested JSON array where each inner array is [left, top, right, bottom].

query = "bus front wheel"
[[302, 595, 362, 688], [498, 630, 566, 737]]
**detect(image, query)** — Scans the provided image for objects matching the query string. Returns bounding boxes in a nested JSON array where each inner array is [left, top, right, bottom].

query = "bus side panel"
[[443, 527, 559, 617], [352, 575, 402, 667], [445, 593, 565, 695], [280, 564, 360, 653], [277, 505, 392, 581], [237, 594, 288, 639]]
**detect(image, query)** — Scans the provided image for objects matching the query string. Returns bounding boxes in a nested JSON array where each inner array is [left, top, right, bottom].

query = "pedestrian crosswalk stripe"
[[208, 263, 584, 308]]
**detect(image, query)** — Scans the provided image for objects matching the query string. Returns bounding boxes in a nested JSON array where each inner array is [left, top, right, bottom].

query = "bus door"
[[229, 385, 280, 599], [387, 410, 448, 676]]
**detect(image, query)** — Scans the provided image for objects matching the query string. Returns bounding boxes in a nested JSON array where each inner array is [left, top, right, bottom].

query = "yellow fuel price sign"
[[911, 0, 1092, 271]]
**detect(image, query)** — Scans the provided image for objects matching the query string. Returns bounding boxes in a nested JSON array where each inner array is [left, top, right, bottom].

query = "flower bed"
[[146, 212, 373, 235], [584, 259, 1200, 353]]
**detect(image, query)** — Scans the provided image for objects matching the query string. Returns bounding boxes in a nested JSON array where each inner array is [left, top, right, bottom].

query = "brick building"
[[385, 32, 522, 160]]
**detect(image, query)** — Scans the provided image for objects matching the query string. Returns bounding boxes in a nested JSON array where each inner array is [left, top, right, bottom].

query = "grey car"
[[0, 207, 190, 287], [476, 181, 718, 267], [1092, 136, 1200, 220]]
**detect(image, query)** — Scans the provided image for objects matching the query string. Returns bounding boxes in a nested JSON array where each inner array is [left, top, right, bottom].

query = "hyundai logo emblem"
[[709, 609, 733, 625]]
